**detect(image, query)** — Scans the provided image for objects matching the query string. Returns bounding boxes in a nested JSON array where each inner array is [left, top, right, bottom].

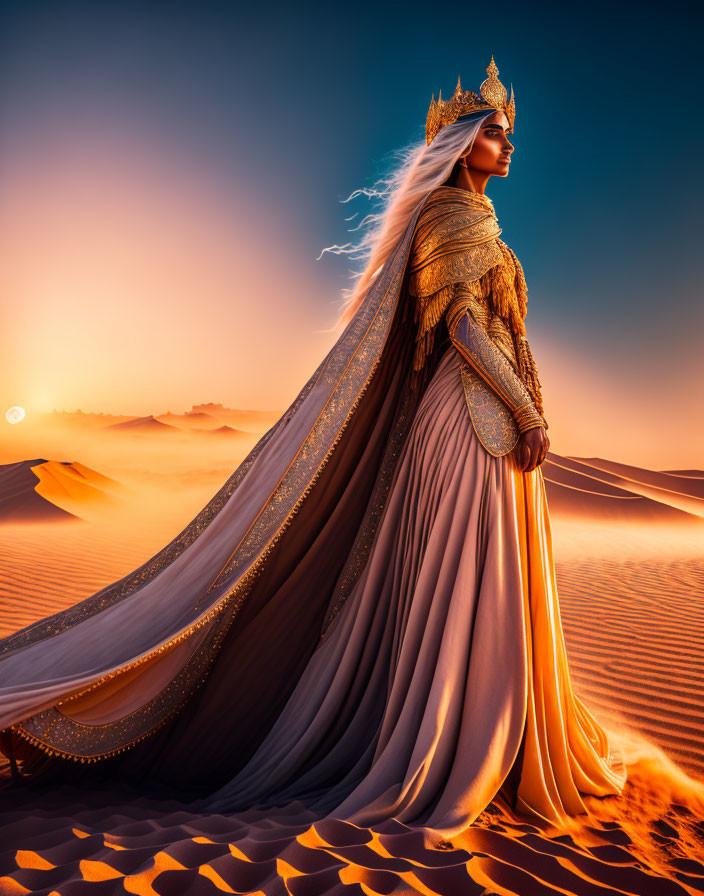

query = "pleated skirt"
[[200, 345, 626, 837]]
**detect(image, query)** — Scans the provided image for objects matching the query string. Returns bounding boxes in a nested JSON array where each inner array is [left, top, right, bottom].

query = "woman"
[[0, 58, 626, 840]]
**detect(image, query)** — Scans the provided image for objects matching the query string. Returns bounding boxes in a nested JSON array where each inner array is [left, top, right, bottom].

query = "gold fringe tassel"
[[483, 241, 526, 337], [515, 335, 545, 417], [411, 284, 455, 392], [482, 241, 544, 416]]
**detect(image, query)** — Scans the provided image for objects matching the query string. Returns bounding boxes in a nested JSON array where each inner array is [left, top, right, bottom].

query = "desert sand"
[[1, 406, 703, 895]]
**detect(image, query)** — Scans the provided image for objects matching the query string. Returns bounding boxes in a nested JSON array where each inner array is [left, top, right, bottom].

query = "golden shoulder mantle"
[[407, 185, 546, 456]]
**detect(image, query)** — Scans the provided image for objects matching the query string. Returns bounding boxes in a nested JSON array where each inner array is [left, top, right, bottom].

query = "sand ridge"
[[1, 764, 703, 895]]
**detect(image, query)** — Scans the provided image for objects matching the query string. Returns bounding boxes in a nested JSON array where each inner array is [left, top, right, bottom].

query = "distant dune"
[[662, 469, 704, 478], [572, 457, 704, 500], [0, 459, 122, 523], [542, 453, 704, 524], [190, 403, 280, 431], [158, 407, 278, 432], [157, 411, 221, 429], [37, 404, 280, 435], [199, 424, 249, 436], [0, 459, 78, 522], [106, 415, 177, 432]]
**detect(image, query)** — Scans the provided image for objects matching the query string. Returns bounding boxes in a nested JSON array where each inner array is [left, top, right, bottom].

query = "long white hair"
[[324, 110, 495, 330]]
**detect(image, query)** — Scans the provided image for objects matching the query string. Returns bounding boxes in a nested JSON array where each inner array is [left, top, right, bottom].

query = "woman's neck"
[[453, 167, 490, 195]]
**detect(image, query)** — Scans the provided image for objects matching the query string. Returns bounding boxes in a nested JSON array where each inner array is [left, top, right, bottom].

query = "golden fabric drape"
[[507, 465, 627, 825]]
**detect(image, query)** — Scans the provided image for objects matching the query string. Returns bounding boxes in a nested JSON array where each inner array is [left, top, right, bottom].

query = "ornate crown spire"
[[425, 56, 516, 146]]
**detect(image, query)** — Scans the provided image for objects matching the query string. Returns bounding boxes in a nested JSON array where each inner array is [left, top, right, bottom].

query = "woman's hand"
[[513, 426, 549, 472]]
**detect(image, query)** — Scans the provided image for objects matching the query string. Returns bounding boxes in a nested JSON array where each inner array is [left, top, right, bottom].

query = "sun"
[[5, 406, 26, 424]]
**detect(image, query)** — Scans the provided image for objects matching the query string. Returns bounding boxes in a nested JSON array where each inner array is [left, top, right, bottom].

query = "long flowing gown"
[[0, 186, 626, 841], [194, 341, 627, 833]]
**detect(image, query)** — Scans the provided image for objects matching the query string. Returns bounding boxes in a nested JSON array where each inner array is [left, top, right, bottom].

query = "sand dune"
[[664, 470, 704, 479], [108, 410, 274, 435], [1, 440, 703, 894], [189, 404, 280, 432], [40, 406, 277, 427], [157, 411, 222, 429], [106, 415, 177, 432], [157, 405, 279, 433], [199, 424, 249, 436], [543, 453, 704, 524], [576, 457, 704, 500], [0, 459, 77, 523], [0, 459, 122, 523], [31, 459, 124, 512]]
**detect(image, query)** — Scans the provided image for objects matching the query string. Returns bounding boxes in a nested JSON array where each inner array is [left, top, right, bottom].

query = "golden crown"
[[425, 56, 516, 146]]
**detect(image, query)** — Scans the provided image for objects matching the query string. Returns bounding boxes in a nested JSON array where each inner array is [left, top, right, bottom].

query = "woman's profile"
[[0, 57, 628, 840]]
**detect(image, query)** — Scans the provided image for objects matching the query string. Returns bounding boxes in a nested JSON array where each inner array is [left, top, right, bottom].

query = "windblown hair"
[[325, 110, 494, 330]]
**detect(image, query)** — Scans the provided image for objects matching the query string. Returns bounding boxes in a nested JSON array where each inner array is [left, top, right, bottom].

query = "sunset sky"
[[1, 0, 702, 467]]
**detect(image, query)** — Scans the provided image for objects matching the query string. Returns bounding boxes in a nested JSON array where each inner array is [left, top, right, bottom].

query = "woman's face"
[[464, 111, 514, 177]]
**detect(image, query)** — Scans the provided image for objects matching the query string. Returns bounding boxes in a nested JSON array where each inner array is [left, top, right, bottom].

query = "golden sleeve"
[[445, 283, 546, 434]]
